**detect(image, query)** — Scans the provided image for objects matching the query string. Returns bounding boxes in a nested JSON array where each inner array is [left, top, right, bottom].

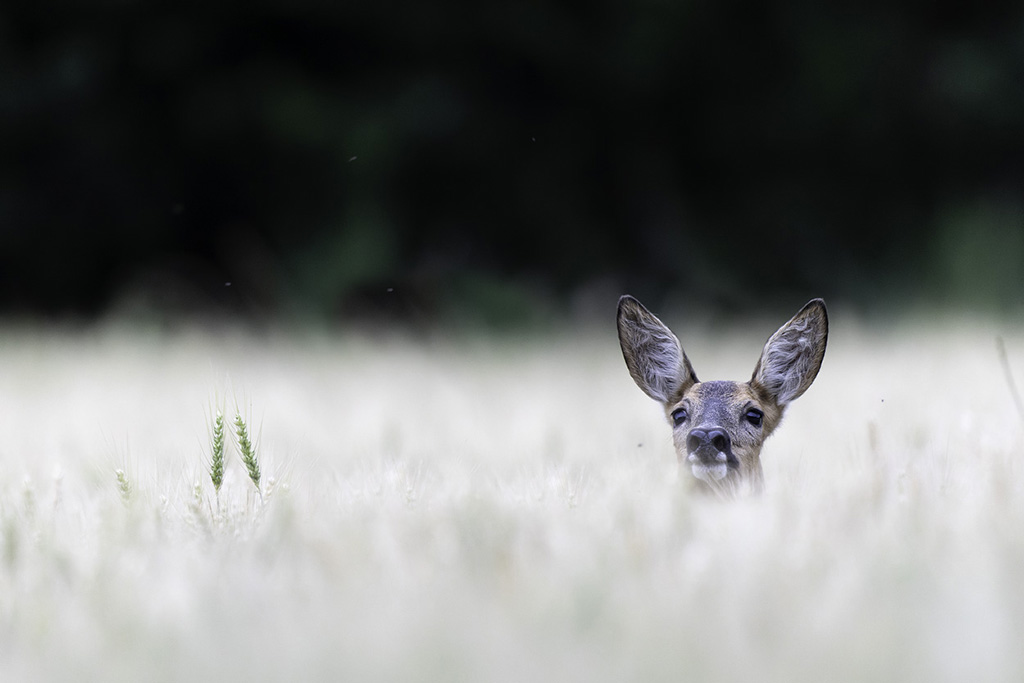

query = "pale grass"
[[0, 313, 1022, 682]]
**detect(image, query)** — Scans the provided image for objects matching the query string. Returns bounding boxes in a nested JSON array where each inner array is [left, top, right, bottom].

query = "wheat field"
[[0, 310, 1022, 682]]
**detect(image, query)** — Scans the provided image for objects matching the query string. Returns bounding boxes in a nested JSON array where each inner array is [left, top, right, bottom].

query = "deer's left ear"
[[751, 299, 828, 407]]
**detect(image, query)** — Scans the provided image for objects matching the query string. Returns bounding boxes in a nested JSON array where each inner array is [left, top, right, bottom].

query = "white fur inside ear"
[[757, 315, 821, 406], [618, 302, 689, 403], [631, 325, 684, 403]]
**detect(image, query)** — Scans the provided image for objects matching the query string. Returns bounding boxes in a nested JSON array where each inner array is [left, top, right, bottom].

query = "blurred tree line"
[[2, 2, 1023, 325]]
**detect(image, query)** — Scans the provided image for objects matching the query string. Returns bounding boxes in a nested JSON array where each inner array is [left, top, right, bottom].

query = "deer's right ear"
[[617, 295, 698, 404]]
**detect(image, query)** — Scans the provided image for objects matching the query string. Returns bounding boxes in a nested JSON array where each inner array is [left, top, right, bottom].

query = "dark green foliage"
[[5, 4, 1024, 318]]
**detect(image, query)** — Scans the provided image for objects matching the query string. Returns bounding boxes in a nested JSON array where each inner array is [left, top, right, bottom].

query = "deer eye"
[[744, 408, 764, 427], [671, 408, 688, 426]]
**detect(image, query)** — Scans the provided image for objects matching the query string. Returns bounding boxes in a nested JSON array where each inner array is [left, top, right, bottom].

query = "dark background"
[[3, 2, 1024, 327]]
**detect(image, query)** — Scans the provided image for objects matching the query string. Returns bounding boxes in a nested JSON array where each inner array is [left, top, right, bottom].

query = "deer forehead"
[[673, 380, 760, 426]]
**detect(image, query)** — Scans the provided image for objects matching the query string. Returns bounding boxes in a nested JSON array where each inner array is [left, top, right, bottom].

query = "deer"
[[617, 295, 828, 496]]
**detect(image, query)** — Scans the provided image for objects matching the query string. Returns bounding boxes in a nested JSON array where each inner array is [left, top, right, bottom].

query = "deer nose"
[[687, 428, 731, 455]]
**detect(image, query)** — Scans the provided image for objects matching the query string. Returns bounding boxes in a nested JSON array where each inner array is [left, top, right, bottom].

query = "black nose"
[[687, 428, 731, 454]]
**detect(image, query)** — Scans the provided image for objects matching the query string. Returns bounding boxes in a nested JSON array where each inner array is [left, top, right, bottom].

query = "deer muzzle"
[[686, 427, 739, 482]]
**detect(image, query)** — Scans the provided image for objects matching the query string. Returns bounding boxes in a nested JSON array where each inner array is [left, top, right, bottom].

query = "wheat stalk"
[[997, 336, 1024, 425], [115, 469, 132, 505], [234, 412, 262, 496], [210, 411, 225, 494]]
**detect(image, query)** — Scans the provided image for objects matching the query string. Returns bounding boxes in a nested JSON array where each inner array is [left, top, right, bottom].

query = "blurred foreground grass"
[[1, 312, 1023, 682]]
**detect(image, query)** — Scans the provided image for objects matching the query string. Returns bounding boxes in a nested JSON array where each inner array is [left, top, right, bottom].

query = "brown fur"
[[618, 295, 828, 496]]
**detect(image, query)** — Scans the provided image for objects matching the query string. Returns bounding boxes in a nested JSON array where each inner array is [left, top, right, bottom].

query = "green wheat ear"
[[234, 413, 261, 494], [115, 469, 132, 505], [210, 411, 225, 493]]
